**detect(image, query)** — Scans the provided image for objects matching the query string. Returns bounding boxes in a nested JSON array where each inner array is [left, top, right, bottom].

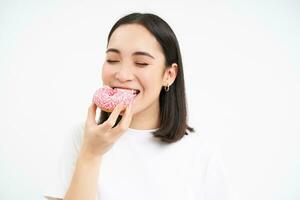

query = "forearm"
[[64, 152, 102, 200]]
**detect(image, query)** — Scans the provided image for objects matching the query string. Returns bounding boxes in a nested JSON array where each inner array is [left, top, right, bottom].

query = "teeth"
[[113, 87, 139, 95]]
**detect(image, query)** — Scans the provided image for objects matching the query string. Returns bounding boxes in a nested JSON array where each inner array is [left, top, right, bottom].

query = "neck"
[[129, 102, 160, 130]]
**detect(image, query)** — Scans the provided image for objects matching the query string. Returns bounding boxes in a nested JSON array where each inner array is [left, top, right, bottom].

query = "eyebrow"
[[106, 48, 155, 59]]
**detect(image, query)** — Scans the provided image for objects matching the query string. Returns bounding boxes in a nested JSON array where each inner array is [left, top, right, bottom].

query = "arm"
[[63, 152, 102, 200], [63, 102, 133, 200]]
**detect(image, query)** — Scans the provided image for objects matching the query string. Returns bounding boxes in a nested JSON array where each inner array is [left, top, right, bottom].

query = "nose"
[[115, 65, 134, 82]]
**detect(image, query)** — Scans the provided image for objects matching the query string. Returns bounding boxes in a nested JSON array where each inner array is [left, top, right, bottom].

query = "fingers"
[[101, 103, 125, 131], [86, 102, 97, 126], [112, 102, 133, 139]]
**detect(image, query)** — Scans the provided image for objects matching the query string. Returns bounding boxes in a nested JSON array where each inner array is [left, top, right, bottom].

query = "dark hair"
[[98, 12, 194, 143]]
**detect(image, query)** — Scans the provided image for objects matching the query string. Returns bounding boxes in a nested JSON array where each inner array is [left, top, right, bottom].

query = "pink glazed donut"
[[93, 86, 137, 112]]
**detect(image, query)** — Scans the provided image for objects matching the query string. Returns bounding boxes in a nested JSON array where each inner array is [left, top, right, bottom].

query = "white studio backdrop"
[[0, 0, 299, 200]]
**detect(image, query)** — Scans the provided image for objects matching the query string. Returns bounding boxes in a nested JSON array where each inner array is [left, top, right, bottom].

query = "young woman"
[[44, 13, 230, 200]]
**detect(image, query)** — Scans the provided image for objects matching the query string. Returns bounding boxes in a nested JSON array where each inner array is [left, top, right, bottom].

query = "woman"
[[44, 12, 230, 200]]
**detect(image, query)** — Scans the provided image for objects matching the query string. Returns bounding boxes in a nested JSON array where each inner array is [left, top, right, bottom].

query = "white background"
[[0, 0, 299, 199]]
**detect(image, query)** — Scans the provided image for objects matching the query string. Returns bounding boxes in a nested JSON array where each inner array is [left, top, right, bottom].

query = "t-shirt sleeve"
[[204, 147, 232, 200], [43, 122, 85, 199]]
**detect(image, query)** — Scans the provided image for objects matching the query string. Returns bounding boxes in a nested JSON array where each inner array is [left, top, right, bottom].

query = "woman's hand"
[[80, 102, 133, 159]]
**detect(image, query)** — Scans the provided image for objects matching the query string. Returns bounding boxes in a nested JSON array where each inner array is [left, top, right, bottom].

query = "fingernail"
[[129, 101, 134, 111], [130, 98, 135, 105], [119, 102, 126, 109]]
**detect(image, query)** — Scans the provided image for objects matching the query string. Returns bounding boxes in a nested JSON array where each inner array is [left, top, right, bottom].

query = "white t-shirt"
[[43, 122, 231, 200]]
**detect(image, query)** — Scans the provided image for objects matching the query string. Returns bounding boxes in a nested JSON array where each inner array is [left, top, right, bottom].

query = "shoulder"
[[177, 131, 224, 165], [180, 131, 219, 153]]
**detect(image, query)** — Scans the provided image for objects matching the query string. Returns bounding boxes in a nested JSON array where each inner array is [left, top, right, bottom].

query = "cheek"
[[139, 69, 164, 91], [102, 64, 113, 82]]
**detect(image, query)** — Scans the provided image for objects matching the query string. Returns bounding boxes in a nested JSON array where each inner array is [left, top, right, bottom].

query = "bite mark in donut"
[[93, 86, 138, 112]]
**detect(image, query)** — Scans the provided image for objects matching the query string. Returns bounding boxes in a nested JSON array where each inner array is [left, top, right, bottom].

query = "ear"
[[163, 63, 178, 87]]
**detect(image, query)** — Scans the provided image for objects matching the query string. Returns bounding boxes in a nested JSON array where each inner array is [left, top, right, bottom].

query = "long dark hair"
[[98, 13, 194, 143]]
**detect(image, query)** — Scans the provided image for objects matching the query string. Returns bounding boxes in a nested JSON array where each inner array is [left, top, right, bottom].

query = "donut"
[[92, 86, 138, 112]]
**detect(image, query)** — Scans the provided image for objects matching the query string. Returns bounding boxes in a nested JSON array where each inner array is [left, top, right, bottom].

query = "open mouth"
[[112, 87, 140, 95]]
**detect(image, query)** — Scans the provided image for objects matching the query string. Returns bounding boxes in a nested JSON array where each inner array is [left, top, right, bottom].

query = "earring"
[[164, 84, 170, 92]]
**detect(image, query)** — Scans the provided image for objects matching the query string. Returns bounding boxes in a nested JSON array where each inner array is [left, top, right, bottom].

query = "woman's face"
[[102, 24, 170, 117]]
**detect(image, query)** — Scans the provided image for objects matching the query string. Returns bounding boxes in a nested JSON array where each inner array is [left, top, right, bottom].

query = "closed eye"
[[107, 60, 119, 63], [136, 62, 148, 66], [107, 60, 148, 66]]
